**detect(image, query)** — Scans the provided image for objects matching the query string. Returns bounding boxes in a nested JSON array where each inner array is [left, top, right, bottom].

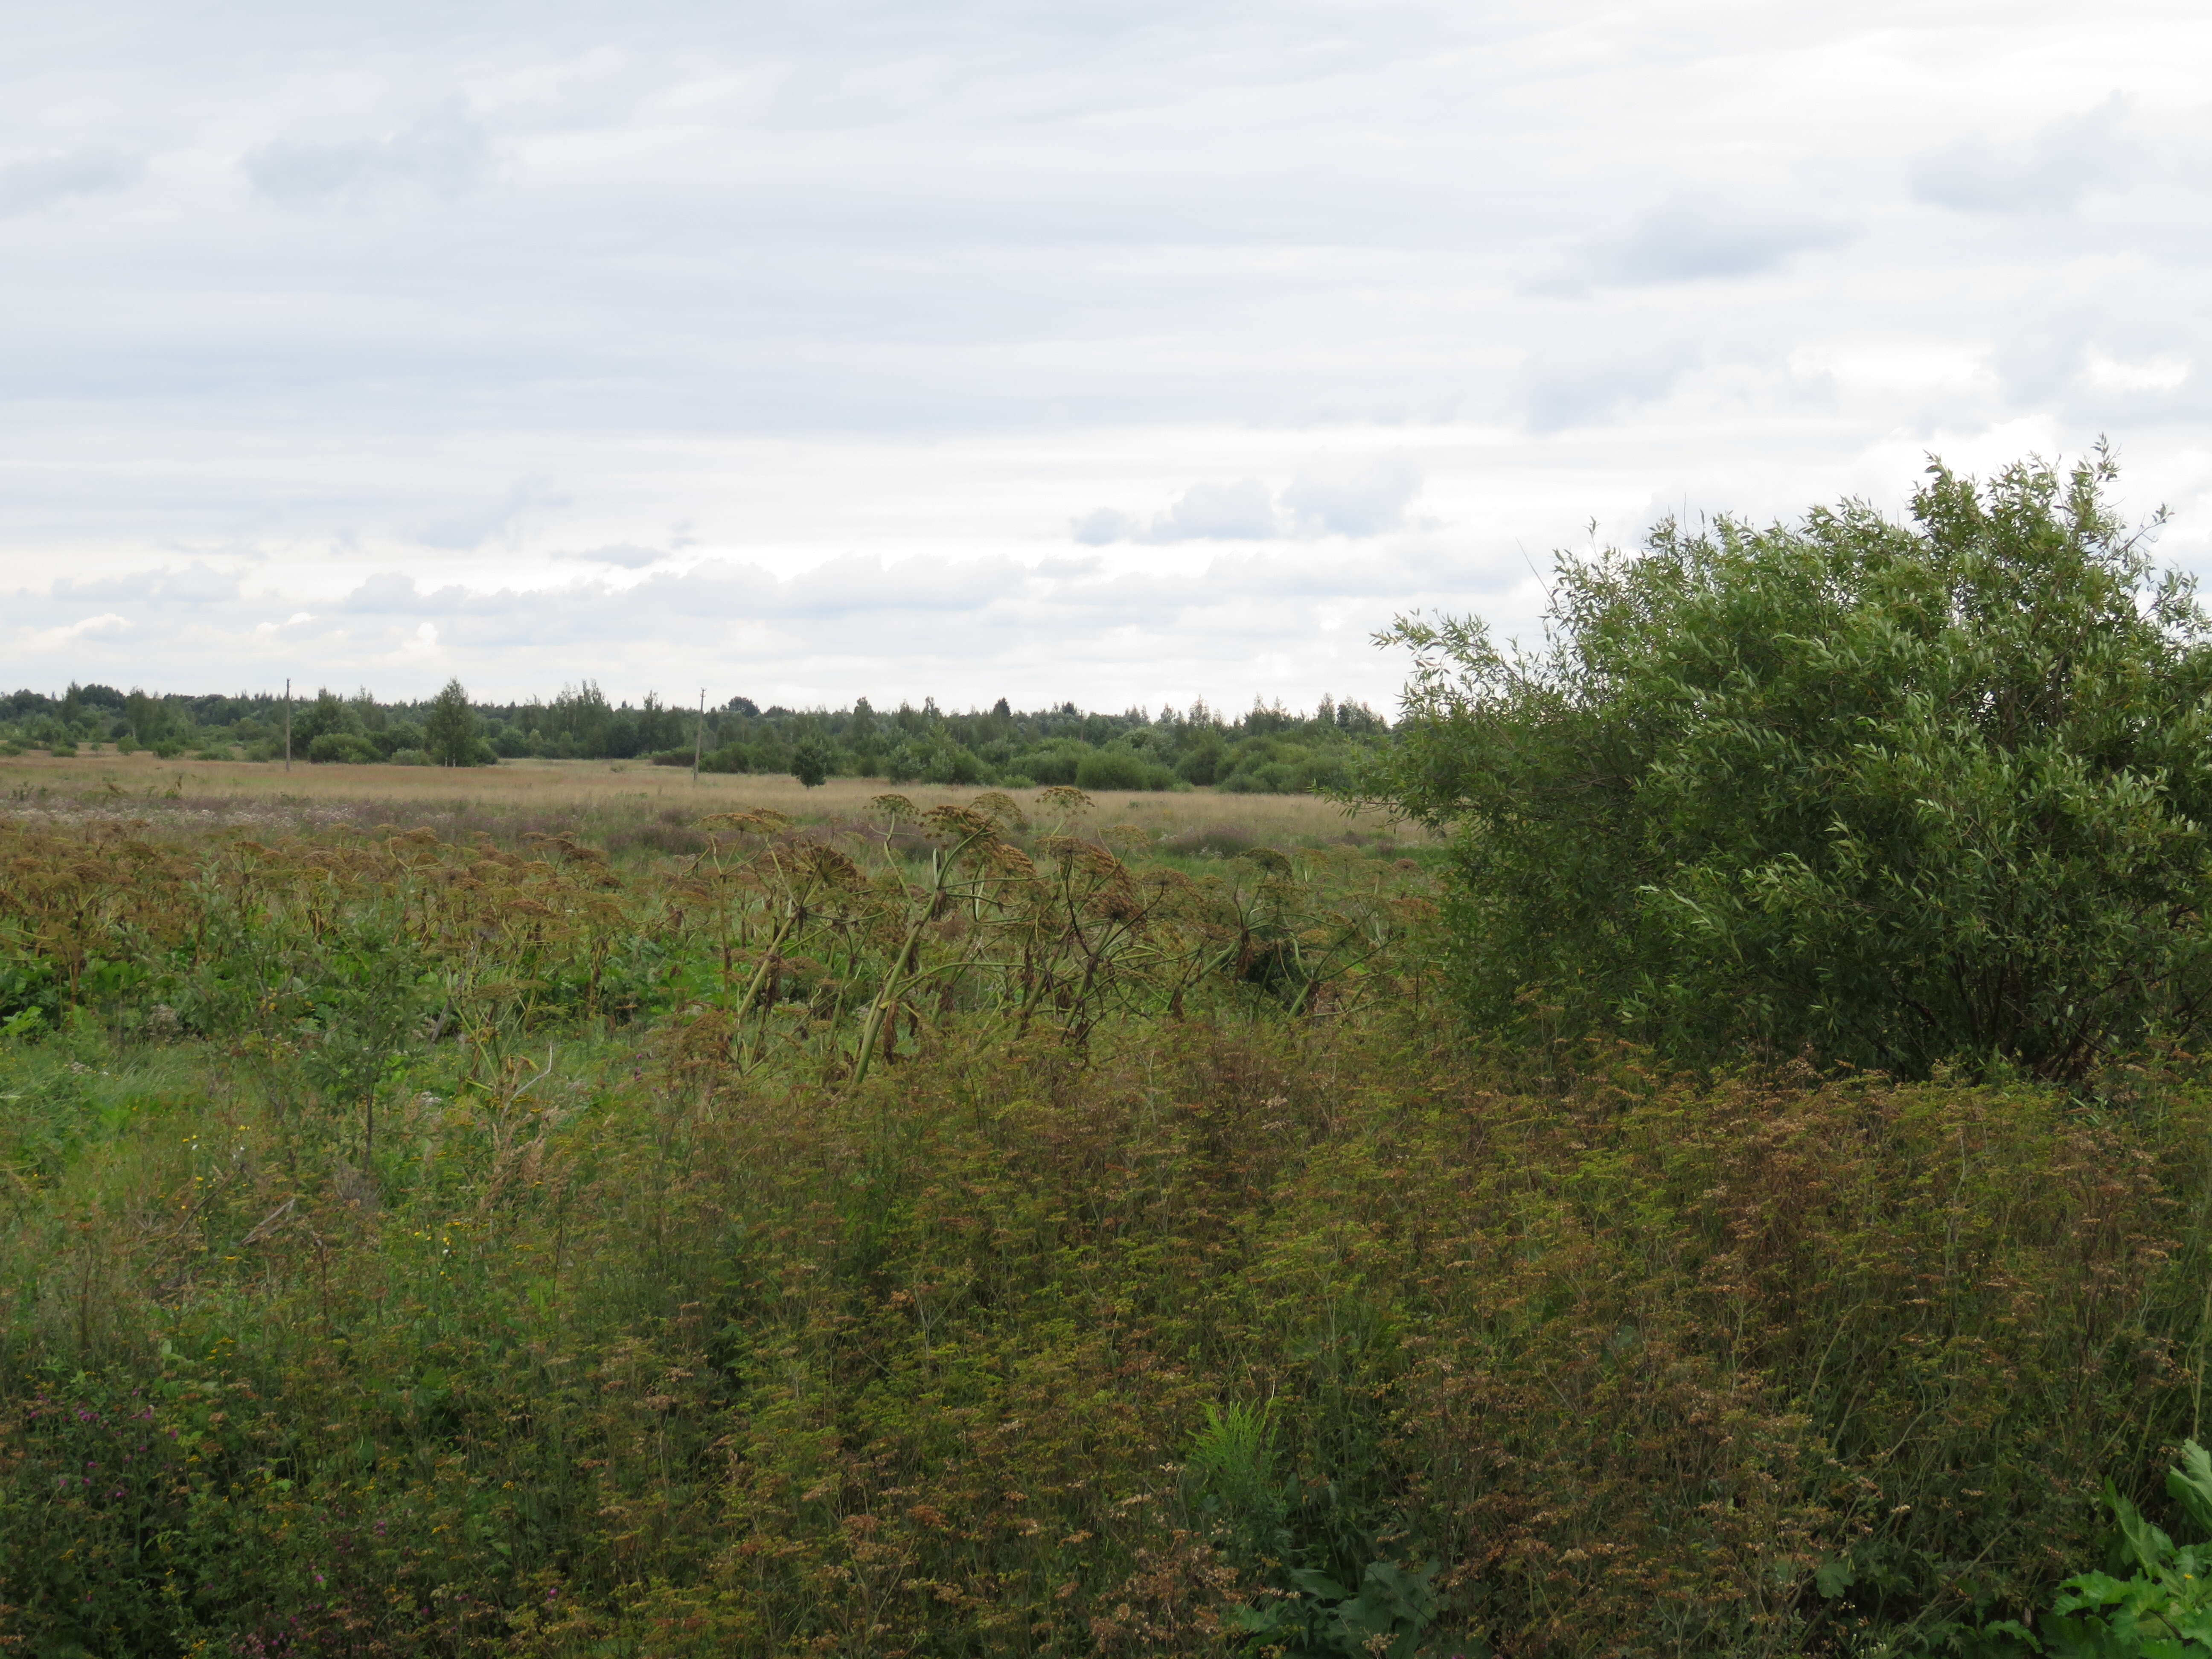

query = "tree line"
[[0, 678, 1386, 793]]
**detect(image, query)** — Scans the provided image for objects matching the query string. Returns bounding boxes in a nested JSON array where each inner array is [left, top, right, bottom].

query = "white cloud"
[[1149, 480, 1279, 543], [243, 102, 494, 207], [556, 544, 665, 569], [1281, 455, 1424, 538], [1077, 457, 1422, 544], [1789, 338, 1997, 400], [1569, 196, 1854, 288], [1910, 95, 2138, 214], [2082, 349, 2189, 394], [1521, 344, 1703, 434], [16, 612, 130, 653], [413, 476, 567, 553], [2, 2, 2211, 709], [0, 147, 141, 216]]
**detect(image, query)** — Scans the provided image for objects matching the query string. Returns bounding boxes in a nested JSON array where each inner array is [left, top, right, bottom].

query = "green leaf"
[[2110, 1487, 2178, 1574], [1288, 1567, 1351, 1602], [2167, 1442, 2212, 1538]]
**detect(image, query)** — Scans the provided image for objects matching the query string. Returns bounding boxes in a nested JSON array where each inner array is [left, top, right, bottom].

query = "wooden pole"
[[692, 688, 706, 783], [283, 678, 292, 771]]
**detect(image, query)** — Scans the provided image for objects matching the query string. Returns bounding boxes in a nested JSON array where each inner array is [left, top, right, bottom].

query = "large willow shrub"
[[1366, 447, 2212, 1078]]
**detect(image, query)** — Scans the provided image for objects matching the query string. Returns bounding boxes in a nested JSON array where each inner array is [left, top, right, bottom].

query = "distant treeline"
[[0, 680, 1388, 793]]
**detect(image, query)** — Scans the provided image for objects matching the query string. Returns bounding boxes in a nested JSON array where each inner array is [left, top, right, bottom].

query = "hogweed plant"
[[1956, 1442, 2212, 1659]]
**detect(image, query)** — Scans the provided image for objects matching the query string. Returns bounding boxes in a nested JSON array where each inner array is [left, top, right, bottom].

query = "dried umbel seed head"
[[1034, 786, 1094, 814], [870, 794, 921, 824], [792, 844, 864, 888], [967, 792, 1029, 832], [1039, 835, 1126, 879], [978, 841, 1037, 880], [921, 805, 999, 844], [523, 831, 607, 864]]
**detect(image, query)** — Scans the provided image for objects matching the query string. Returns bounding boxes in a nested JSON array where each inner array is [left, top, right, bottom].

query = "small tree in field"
[[425, 679, 480, 768], [1364, 446, 2212, 1080], [790, 736, 832, 788]]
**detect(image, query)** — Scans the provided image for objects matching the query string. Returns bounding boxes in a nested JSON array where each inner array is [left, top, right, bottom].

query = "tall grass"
[[0, 790, 2207, 1656], [0, 755, 1430, 856]]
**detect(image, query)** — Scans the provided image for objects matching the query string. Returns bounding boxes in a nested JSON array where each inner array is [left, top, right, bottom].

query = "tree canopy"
[[424, 678, 481, 768], [1365, 447, 2212, 1080], [0, 680, 1386, 791]]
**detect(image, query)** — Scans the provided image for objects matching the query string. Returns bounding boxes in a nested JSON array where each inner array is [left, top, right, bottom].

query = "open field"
[[0, 752, 1426, 853], [1, 738, 2205, 1657]]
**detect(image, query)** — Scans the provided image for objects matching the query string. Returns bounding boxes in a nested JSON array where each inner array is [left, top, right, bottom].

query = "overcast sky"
[[4, 0, 2209, 712]]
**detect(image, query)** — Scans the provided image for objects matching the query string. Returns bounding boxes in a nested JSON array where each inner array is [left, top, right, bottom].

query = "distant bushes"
[[1074, 748, 1174, 792], [305, 730, 490, 766], [1, 678, 1386, 793], [305, 731, 378, 764]]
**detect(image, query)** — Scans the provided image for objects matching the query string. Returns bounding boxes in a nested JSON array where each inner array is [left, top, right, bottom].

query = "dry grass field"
[[0, 749, 1427, 851]]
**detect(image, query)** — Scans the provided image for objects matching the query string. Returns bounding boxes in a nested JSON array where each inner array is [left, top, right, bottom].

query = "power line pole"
[[283, 678, 292, 772], [691, 688, 706, 783]]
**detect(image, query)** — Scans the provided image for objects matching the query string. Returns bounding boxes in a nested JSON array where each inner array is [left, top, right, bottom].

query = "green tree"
[[790, 735, 832, 788], [424, 678, 481, 768], [1364, 447, 2212, 1080], [289, 689, 354, 753]]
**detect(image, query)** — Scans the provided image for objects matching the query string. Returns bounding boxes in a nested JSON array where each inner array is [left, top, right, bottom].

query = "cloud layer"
[[1074, 457, 1426, 545], [3, 1, 2211, 708]]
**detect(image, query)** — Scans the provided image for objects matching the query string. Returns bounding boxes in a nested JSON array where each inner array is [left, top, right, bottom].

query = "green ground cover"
[[1, 783, 2209, 1657]]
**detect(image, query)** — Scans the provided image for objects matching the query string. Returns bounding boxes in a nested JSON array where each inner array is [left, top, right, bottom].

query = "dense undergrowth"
[[3, 787, 2212, 1656]]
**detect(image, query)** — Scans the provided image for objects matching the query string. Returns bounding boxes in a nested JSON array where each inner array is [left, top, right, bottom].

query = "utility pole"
[[691, 688, 706, 783], [283, 678, 292, 771]]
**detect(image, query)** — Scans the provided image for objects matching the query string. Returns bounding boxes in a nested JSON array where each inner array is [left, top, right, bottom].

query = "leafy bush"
[[306, 730, 379, 764], [1366, 448, 2212, 1079], [887, 731, 986, 785], [699, 741, 750, 774], [1185, 1400, 1445, 1656], [1077, 748, 1173, 792], [1960, 1441, 2212, 1658], [0, 953, 56, 1037], [286, 688, 352, 752], [1025, 742, 1088, 786], [377, 719, 427, 757]]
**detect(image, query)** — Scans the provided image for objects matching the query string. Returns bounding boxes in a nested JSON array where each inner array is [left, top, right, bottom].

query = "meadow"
[[0, 753, 1420, 856], [0, 755, 2207, 1658]]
